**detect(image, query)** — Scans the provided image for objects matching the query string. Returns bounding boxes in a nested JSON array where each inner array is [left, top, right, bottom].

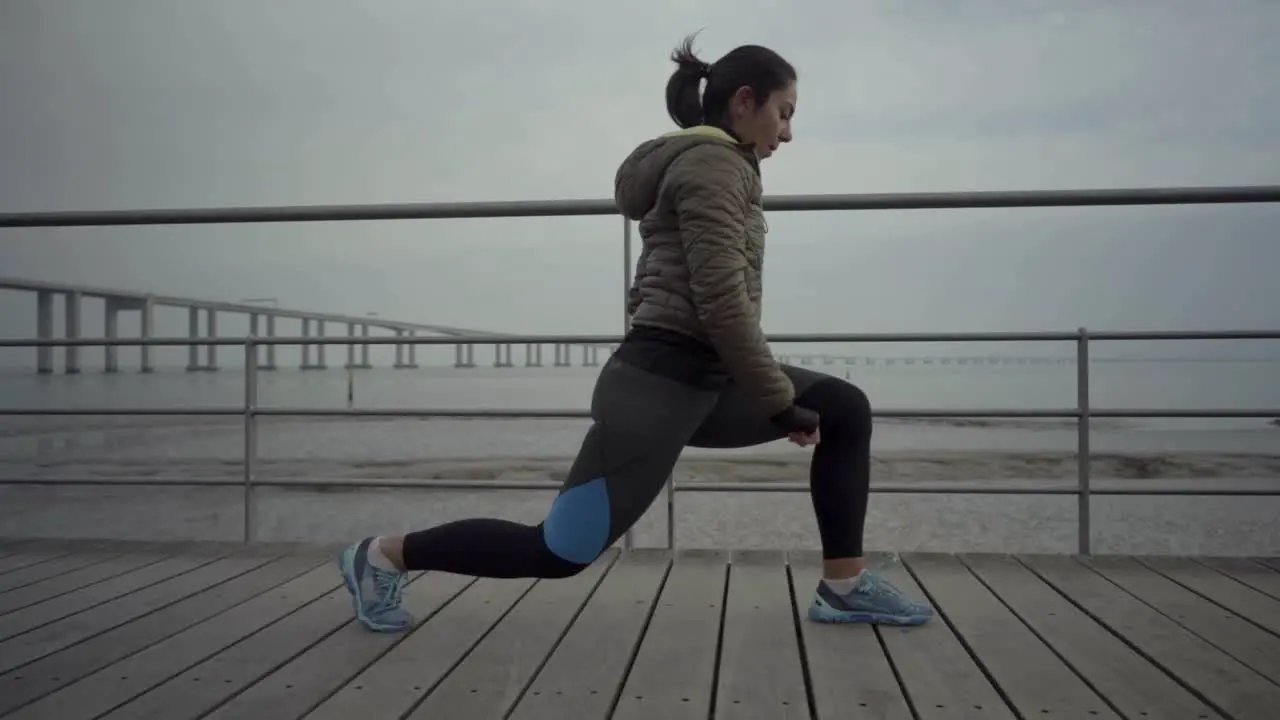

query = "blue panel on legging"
[[541, 476, 611, 565]]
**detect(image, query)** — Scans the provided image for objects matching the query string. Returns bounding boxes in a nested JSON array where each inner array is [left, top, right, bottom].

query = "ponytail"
[[665, 33, 712, 129]]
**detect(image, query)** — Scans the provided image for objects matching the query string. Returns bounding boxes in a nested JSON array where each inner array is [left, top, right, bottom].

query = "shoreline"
[[0, 414, 1149, 438], [5, 450, 1280, 483]]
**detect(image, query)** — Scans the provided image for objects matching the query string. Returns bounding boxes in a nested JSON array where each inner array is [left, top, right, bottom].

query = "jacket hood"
[[613, 125, 756, 221]]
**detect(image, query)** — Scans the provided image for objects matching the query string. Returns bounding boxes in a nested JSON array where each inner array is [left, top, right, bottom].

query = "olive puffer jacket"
[[613, 125, 794, 417]]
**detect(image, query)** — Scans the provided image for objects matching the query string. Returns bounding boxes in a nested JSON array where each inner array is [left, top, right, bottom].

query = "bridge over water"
[[3, 276, 1270, 374], [0, 276, 619, 373]]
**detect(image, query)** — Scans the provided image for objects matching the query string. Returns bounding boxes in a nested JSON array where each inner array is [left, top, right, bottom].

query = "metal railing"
[[3, 183, 1280, 556]]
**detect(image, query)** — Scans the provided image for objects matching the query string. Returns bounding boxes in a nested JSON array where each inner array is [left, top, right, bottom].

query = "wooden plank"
[[903, 553, 1120, 719], [611, 550, 727, 720], [0, 550, 77, 575], [0, 550, 173, 615], [1023, 553, 1280, 720], [1085, 555, 1280, 682], [508, 549, 671, 720], [0, 553, 318, 716], [0, 539, 31, 552], [1251, 557, 1280, 573], [100, 572, 442, 720], [405, 550, 618, 718], [715, 550, 808, 719], [201, 571, 476, 720], [1141, 555, 1280, 634], [6, 557, 340, 720], [302, 575, 538, 720], [1196, 557, 1280, 601], [0, 550, 261, 675], [0, 549, 121, 594], [962, 553, 1222, 719], [0, 551, 221, 641], [873, 557, 1015, 720], [786, 552, 912, 720]]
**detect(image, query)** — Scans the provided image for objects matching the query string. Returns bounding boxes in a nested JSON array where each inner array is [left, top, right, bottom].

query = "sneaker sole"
[[337, 544, 410, 633], [807, 601, 932, 626]]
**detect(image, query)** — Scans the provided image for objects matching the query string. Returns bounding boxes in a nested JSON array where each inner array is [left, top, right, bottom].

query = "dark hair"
[[665, 31, 796, 130]]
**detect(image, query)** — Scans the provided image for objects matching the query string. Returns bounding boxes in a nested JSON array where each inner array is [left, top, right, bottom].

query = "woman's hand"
[[788, 428, 821, 447], [772, 404, 821, 447]]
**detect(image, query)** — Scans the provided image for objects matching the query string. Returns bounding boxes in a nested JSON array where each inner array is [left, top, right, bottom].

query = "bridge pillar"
[[300, 318, 310, 368], [249, 313, 277, 371], [396, 330, 419, 369], [262, 314, 277, 370], [314, 321, 327, 369], [36, 290, 53, 374], [300, 319, 328, 370], [344, 323, 371, 369], [103, 298, 120, 373], [139, 296, 154, 373], [554, 343, 571, 367], [453, 343, 476, 368], [249, 313, 260, 361], [204, 308, 219, 371], [582, 345, 599, 367], [186, 307, 201, 371], [64, 291, 81, 374], [313, 319, 325, 363], [525, 343, 542, 367], [493, 343, 514, 368]]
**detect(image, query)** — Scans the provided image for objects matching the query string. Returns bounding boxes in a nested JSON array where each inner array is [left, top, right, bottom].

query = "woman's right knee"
[[798, 376, 873, 439]]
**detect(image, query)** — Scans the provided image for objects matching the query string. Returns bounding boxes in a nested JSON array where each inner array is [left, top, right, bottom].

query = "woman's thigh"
[[687, 364, 839, 449]]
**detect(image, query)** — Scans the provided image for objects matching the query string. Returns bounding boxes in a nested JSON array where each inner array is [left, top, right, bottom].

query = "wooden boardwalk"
[[0, 540, 1277, 719]]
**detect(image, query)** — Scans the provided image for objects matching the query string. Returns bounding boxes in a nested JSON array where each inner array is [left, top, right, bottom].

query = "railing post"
[[666, 477, 675, 550], [243, 337, 259, 544], [621, 217, 637, 552], [1076, 327, 1091, 555]]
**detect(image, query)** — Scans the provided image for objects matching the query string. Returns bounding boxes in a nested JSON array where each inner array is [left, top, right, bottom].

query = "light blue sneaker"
[[807, 570, 934, 626], [337, 537, 414, 632]]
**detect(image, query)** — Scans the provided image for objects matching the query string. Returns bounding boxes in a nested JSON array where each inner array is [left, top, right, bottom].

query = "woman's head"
[[665, 32, 797, 160]]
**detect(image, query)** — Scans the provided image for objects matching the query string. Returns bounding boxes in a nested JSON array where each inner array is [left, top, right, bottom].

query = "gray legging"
[[401, 353, 873, 577]]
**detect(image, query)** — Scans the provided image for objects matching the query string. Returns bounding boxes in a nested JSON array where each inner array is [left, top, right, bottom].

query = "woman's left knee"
[[798, 377, 872, 435]]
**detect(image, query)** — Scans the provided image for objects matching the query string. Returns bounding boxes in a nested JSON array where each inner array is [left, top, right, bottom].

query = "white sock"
[[366, 536, 399, 571], [822, 570, 865, 596]]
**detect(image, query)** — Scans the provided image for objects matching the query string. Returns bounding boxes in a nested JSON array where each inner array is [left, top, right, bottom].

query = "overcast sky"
[[1, 0, 1278, 367]]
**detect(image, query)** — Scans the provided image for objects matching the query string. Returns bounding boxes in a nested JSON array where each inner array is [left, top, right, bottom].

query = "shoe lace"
[[862, 572, 911, 605], [371, 566, 406, 610]]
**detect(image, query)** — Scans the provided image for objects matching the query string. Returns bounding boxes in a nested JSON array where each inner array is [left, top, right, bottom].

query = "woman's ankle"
[[822, 556, 865, 580], [369, 535, 408, 572]]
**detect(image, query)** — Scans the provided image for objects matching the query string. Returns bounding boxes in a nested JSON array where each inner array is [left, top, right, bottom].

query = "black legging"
[[402, 346, 872, 578]]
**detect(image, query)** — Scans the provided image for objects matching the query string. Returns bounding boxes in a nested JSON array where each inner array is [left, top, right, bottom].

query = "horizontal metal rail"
[[2, 406, 1278, 419], [1, 476, 1274, 497], [3, 184, 1279, 227], [4, 329, 1280, 347], [5, 182, 1280, 553]]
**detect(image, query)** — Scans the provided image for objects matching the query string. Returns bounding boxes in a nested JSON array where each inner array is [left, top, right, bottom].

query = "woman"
[[338, 35, 934, 632]]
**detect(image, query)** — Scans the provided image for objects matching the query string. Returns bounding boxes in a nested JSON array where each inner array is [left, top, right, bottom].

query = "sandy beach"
[[2, 414, 1278, 557], [2, 361, 1278, 555]]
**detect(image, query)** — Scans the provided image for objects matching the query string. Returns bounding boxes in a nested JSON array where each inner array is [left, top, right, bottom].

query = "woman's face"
[[730, 81, 797, 160]]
